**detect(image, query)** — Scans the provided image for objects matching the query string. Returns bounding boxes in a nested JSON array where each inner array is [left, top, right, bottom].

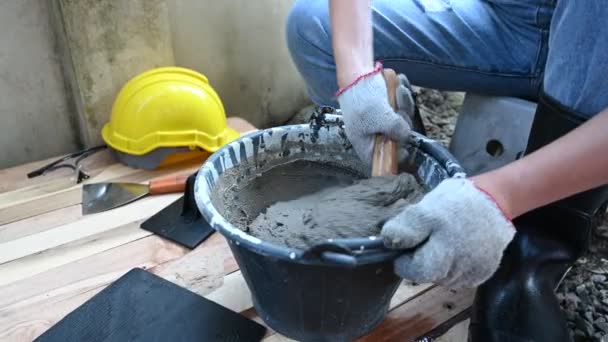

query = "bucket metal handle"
[[328, 237, 386, 251], [301, 237, 388, 268]]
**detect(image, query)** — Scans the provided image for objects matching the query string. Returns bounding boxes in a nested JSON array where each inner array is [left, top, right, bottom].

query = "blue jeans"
[[286, 0, 608, 118]]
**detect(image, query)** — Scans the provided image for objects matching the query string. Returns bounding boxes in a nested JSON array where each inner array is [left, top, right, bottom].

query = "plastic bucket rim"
[[194, 118, 466, 265]]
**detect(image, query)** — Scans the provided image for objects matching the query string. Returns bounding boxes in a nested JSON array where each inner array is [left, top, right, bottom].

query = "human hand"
[[337, 66, 416, 165], [381, 178, 516, 289]]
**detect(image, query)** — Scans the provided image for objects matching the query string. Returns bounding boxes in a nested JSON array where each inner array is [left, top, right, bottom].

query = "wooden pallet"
[[0, 117, 473, 342]]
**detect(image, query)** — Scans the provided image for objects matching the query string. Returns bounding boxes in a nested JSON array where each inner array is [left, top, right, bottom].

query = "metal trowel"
[[139, 171, 215, 249], [82, 173, 189, 215]]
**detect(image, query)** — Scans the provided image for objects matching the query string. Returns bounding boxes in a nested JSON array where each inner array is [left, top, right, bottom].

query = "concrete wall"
[[56, 0, 175, 146], [168, 0, 310, 128], [0, 0, 79, 168], [0, 0, 311, 168]]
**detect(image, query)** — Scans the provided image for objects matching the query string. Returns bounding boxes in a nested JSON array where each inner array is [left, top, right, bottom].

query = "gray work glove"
[[337, 70, 416, 165], [381, 178, 516, 289]]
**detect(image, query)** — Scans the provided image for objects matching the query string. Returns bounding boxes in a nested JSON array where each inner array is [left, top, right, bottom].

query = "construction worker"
[[286, 1, 608, 341]]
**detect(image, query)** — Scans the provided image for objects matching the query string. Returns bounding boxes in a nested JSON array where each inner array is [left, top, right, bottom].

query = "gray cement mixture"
[[245, 161, 426, 250], [217, 159, 366, 229]]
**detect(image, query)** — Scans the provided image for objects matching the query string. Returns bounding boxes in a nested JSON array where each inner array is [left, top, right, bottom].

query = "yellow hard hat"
[[102, 67, 239, 158]]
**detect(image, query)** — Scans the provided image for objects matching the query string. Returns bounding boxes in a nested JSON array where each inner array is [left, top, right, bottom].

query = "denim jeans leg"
[[286, 0, 552, 107], [543, 0, 608, 118]]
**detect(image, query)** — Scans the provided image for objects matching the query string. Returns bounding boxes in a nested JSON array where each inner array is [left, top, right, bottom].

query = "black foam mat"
[[35, 268, 266, 342]]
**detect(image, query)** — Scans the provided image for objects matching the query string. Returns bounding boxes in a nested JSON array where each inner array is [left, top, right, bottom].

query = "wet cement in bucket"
[[234, 159, 427, 250]]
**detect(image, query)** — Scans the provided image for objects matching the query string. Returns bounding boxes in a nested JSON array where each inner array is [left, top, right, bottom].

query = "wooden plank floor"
[[0, 117, 472, 342]]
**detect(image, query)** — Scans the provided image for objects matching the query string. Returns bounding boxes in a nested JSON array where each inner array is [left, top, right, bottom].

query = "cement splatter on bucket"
[[194, 109, 465, 341]]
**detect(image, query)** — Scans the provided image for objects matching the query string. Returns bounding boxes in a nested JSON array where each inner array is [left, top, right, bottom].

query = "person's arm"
[[329, 0, 374, 88], [381, 106, 608, 288], [473, 106, 608, 219], [330, 0, 414, 165]]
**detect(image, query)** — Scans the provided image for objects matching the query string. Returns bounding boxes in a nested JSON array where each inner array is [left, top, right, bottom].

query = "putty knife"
[[82, 173, 189, 215]]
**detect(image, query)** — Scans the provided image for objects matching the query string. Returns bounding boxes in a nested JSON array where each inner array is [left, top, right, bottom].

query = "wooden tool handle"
[[371, 68, 399, 176], [149, 173, 189, 195]]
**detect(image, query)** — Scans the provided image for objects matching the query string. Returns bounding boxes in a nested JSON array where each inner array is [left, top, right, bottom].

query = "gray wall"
[[57, 0, 175, 147], [0, 0, 312, 168], [168, 0, 311, 128], [0, 0, 79, 168]]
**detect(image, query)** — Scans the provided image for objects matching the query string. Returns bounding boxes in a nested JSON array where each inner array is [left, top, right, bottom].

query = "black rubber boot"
[[468, 94, 608, 342]]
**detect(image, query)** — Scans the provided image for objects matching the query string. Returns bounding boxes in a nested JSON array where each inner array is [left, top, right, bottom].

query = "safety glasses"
[[27, 145, 108, 183]]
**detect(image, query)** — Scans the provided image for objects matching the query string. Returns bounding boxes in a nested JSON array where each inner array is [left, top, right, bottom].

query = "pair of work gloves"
[[337, 66, 515, 289]]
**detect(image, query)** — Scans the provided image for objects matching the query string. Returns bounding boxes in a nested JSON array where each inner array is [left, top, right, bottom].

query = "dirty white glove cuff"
[[381, 178, 516, 289], [337, 68, 411, 164]]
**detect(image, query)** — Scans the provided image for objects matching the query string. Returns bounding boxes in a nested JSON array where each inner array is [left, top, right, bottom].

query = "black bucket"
[[194, 111, 464, 341]]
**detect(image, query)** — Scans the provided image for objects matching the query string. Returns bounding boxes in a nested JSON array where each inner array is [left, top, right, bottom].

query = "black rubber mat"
[[35, 268, 266, 342]]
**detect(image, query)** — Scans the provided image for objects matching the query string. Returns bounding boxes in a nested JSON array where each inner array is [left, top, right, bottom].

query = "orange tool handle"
[[148, 173, 189, 195], [371, 68, 399, 177]]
